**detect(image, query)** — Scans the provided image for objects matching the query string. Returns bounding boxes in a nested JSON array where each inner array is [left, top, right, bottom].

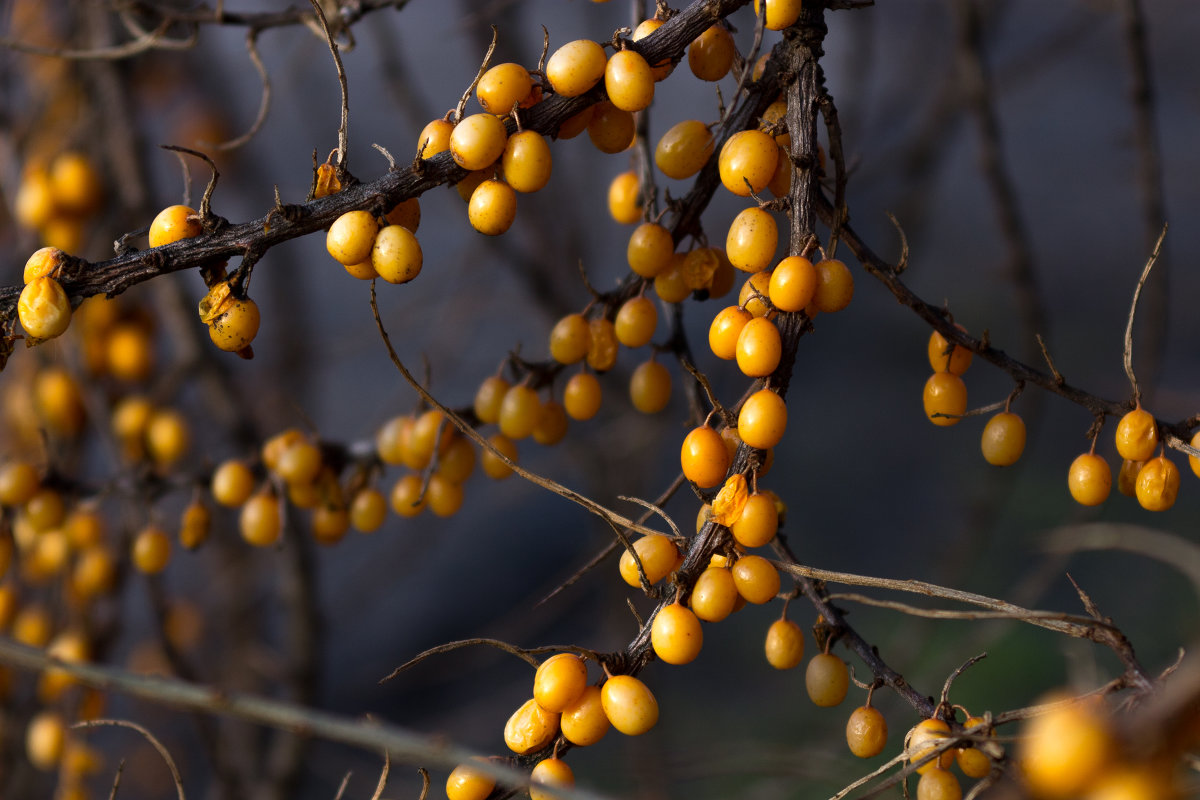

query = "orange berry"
[[468, 179, 518, 236], [533, 653, 588, 713], [605, 49, 655, 112], [732, 554, 780, 604], [923, 372, 967, 427], [688, 24, 735, 81], [726, 207, 778, 273], [476, 62, 533, 113], [614, 295, 658, 348], [655, 119, 715, 180], [709, 305, 753, 360], [529, 758, 575, 800], [735, 316, 782, 377], [768, 256, 817, 312], [690, 566, 738, 622], [503, 697, 559, 754], [446, 762, 495, 800], [608, 170, 642, 225], [812, 258, 854, 312], [500, 130, 552, 193], [805, 653, 849, 707], [561, 684, 610, 746], [371, 224, 423, 283], [680, 424, 730, 488], [563, 372, 603, 421], [545, 39, 607, 97], [846, 705, 888, 758], [1068, 452, 1112, 506], [601, 674, 658, 735], [326, 210, 378, 266], [981, 411, 1026, 466], [149, 205, 202, 247], [927, 326, 972, 375], [738, 388, 787, 449], [651, 601, 703, 665], [763, 618, 804, 669], [618, 534, 679, 587], [587, 101, 636, 154], [731, 491, 778, 548], [1114, 407, 1158, 462], [449, 113, 508, 171], [629, 359, 671, 413], [1135, 455, 1180, 511], [627, 222, 675, 278], [718, 130, 779, 197]]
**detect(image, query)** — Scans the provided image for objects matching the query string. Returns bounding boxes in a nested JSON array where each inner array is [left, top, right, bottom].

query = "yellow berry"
[[653, 253, 691, 303], [618, 534, 679, 587], [632, 18, 673, 80], [480, 434, 518, 480], [601, 674, 658, 735], [1019, 695, 1113, 799], [561, 684, 610, 746], [605, 49, 655, 112], [474, 376, 511, 425], [731, 491, 778, 548], [417, 118, 455, 159], [371, 224, 423, 283], [917, 768, 962, 800], [1068, 452, 1112, 506], [614, 295, 658, 348], [450, 113, 508, 171], [608, 170, 642, 225], [1135, 455, 1180, 511], [719, 130, 778, 196], [928, 326, 972, 375], [754, 0, 803, 30], [651, 600, 703, 665], [545, 39, 607, 97], [732, 554, 780, 604], [564, 372, 603, 422], [549, 314, 591, 365], [131, 525, 171, 574], [805, 653, 849, 707], [587, 101, 636, 154], [586, 318, 618, 372], [530, 758, 575, 800], [908, 718, 956, 774], [738, 388, 787, 449], [499, 384, 541, 440], [726, 207, 778, 273], [764, 618, 805, 669], [688, 24, 735, 82], [981, 411, 1026, 466], [179, 500, 211, 550], [629, 359, 671, 414], [146, 408, 191, 467], [769, 256, 817, 312], [709, 305, 752, 360], [23, 246, 66, 283], [425, 474, 464, 517], [34, 366, 86, 437], [211, 460, 255, 507], [501, 130, 553, 193], [446, 762, 495, 800], [18, 276, 71, 341], [738, 269, 774, 317], [26, 711, 66, 771], [627, 222, 675, 277], [50, 151, 103, 214], [655, 119, 715, 180], [680, 424, 730, 488], [923, 372, 967, 427], [812, 258, 854, 312], [690, 566, 738, 622], [503, 697, 560, 754], [533, 653, 588, 713], [468, 178, 518, 236], [349, 487, 387, 533], [326, 210, 379, 266], [0, 461, 40, 507], [240, 491, 282, 546], [736, 316, 782, 377], [149, 205, 202, 247], [846, 705, 888, 758], [476, 62, 533, 113], [1114, 407, 1158, 462], [390, 473, 427, 518]]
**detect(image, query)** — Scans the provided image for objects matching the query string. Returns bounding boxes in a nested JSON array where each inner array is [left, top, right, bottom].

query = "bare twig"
[[308, 0, 351, 175], [1121, 224, 1168, 404], [73, 719, 187, 800]]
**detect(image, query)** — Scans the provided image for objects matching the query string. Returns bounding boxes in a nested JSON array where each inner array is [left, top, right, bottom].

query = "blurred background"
[[1, 0, 1199, 798]]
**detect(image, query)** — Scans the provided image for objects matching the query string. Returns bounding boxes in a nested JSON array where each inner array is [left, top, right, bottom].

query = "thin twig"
[[73, 719, 187, 800], [308, 0, 350, 174], [940, 653, 987, 706], [206, 30, 272, 151], [1121, 224, 1168, 404]]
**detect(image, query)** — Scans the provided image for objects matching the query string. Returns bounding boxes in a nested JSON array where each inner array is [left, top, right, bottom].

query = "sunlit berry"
[[655, 120, 715, 180], [1114, 407, 1158, 462], [653, 253, 691, 303], [371, 224, 423, 283], [768, 256, 817, 312], [681, 424, 730, 488], [550, 314, 591, 365], [719, 130, 778, 196], [561, 684, 609, 746], [1135, 455, 1180, 511], [1019, 695, 1112, 799], [149, 205, 202, 247], [546, 39, 607, 97], [468, 179, 518, 236], [738, 269, 774, 317], [417, 118, 455, 159], [530, 757, 575, 800], [908, 718, 956, 773], [26, 711, 66, 771], [651, 600, 703, 665], [754, 0, 804, 30], [732, 554, 780, 604], [586, 318, 618, 372], [50, 151, 103, 215], [501, 130, 552, 193], [738, 388, 787, 449], [445, 762, 495, 800], [481, 433, 519, 480], [846, 705, 888, 758], [632, 18, 673, 80], [619, 534, 679, 587], [688, 24, 735, 81], [605, 49, 654, 112], [503, 697, 559, 754], [146, 408, 190, 467], [917, 767, 962, 800], [534, 653, 588, 713], [627, 222, 675, 277], [726, 208, 778, 273], [601, 674, 658, 735], [731, 491, 778, 548], [476, 62, 533, 113], [764, 617, 804, 669], [923, 372, 967, 427], [499, 384, 541, 440], [587, 101, 636, 154], [564, 372, 603, 422], [425, 474, 464, 517], [18, 276, 71, 341], [615, 295, 658, 348], [326, 210, 379, 266], [450, 113, 508, 171], [690, 566, 738, 622], [813, 258, 854, 312], [736, 316, 782, 377], [1068, 452, 1111, 506]]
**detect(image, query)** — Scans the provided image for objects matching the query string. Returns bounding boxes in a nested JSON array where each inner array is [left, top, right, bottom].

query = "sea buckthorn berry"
[[812, 258, 854, 312], [632, 18, 673, 80], [1115, 407, 1158, 462], [619, 534, 680, 587], [688, 24, 735, 81], [179, 500, 211, 549], [769, 256, 817, 312], [550, 315, 592, 366], [326, 210, 379, 266], [445, 762, 495, 800], [680, 248, 718, 292], [655, 119, 715, 180], [39, 630, 90, 702], [18, 276, 71, 341], [349, 487, 387, 533], [450, 113, 508, 171], [629, 359, 671, 413], [1018, 694, 1112, 798], [601, 675, 658, 735], [923, 372, 968, 427], [468, 179, 518, 236], [435, 436, 477, 484], [1191, 431, 1200, 479], [23, 247, 66, 283], [15, 165, 55, 229], [531, 403, 567, 446], [708, 249, 736, 297], [0, 461, 40, 507], [732, 554, 780, 604], [1136, 455, 1180, 511], [149, 205, 202, 248], [132, 525, 171, 574], [240, 490, 282, 546], [501, 130, 552, 193], [529, 758, 575, 800], [681, 425, 730, 488], [605, 49, 655, 112], [425, 474, 464, 517], [806, 653, 849, 707], [561, 684, 609, 746], [504, 697, 560, 754], [956, 716, 992, 779], [455, 169, 490, 202], [26, 711, 66, 771], [25, 487, 65, 531], [545, 39, 607, 97], [917, 768, 962, 800], [499, 384, 541, 440], [652, 600, 703, 665], [371, 224, 423, 283], [759, 99, 790, 147], [146, 408, 190, 467], [907, 718, 955, 773], [375, 415, 412, 466], [112, 396, 153, 458], [690, 566, 738, 622], [564, 372, 603, 421], [764, 618, 805, 669], [34, 367, 86, 437], [719, 130, 779, 197], [481, 433, 519, 480], [732, 491, 779, 548], [846, 705, 888, 758], [738, 270, 774, 319], [556, 105, 594, 139], [409, 409, 455, 467], [385, 197, 420, 232], [417, 118, 454, 159], [587, 318, 618, 372], [927, 326, 972, 375], [615, 296, 658, 348], [654, 253, 691, 303], [767, 143, 794, 198], [390, 473, 427, 518], [476, 62, 533, 113], [738, 388, 787, 449], [1083, 765, 1169, 800], [1119, 458, 1147, 497], [736, 316, 782, 378], [1068, 452, 1111, 506], [343, 259, 377, 280], [981, 411, 1026, 466], [49, 151, 103, 215], [587, 101, 636, 154], [627, 222, 675, 278], [207, 294, 260, 353], [474, 375, 511, 424], [709, 305, 752, 360], [13, 603, 54, 646], [275, 438, 322, 485], [534, 653, 588, 713], [106, 322, 154, 381], [726, 208, 778, 273], [754, 0, 804, 30], [311, 505, 350, 545], [608, 170, 642, 225]]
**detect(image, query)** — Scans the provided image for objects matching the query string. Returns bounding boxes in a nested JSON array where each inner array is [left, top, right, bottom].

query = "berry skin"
[[146, 408, 191, 467], [709, 305, 753, 360], [586, 318, 618, 372], [503, 697, 560, 754], [754, 0, 803, 30], [131, 525, 171, 574], [26, 711, 66, 771], [1135, 455, 1180, 511], [731, 491, 779, 548], [980, 411, 1026, 466], [956, 716, 992, 779], [846, 705, 888, 758], [1068, 452, 1112, 506], [726, 207, 778, 273], [349, 487, 387, 532], [501, 130, 552, 193], [327, 210, 379, 266], [907, 719, 956, 773], [608, 170, 642, 225], [605, 49, 655, 112], [371, 224, 423, 283], [474, 375, 511, 424], [680, 425, 730, 488], [923, 372, 968, 427], [23, 247, 66, 283], [812, 258, 854, 312], [688, 24, 735, 81], [629, 359, 672, 413], [534, 653, 589, 713], [769, 256, 818, 312], [0, 461, 40, 507], [49, 151, 103, 215], [417, 119, 454, 158], [738, 388, 788, 450], [619, 534, 680, 587], [445, 762, 495, 800], [736, 316, 782, 377], [455, 169, 490, 202], [545, 39, 607, 97], [655, 120, 715, 180], [587, 101, 636, 154], [563, 372, 603, 421], [556, 105, 594, 139], [916, 768, 962, 800], [499, 384, 542, 440], [205, 290, 261, 352], [18, 276, 71, 341], [561, 684, 610, 746], [690, 566, 738, 622], [627, 222, 675, 277], [928, 326, 973, 375], [601, 675, 659, 735], [732, 554, 780, 604], [651, 601, 704, 665], [385, 198, 420, 232], [390, 473, 427, 517], [805, 653, 849, 707], [468, 179, 518, 236], [764, 618, 805, 669], [718, 130, 779, 197], [149, 205, 202, 247], [449, 113, 508, 171], [529, 758, 575, 800], [425, 474, 463, 517], [241, 491, 283, 546], [476, 62, 533, 113], [738, 270, 774, 317], [1114, 407, 1158, 462], [615, 296, 658, 348]]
